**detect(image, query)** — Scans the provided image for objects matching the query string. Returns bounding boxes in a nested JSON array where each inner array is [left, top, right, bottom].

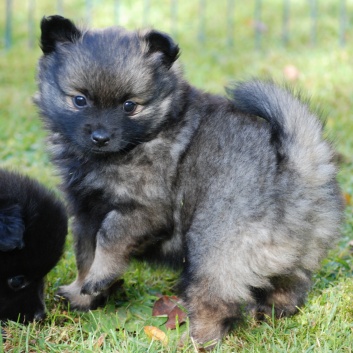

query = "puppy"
[[0, 169, 67, 323], [35, 15, 344, 347]]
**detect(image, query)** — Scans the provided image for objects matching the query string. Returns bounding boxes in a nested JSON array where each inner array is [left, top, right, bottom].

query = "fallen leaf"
[[152, 295, 179, 317], [152, 295, 187, 329], [94, 333, 106, 349], [144, 326, 168, 345], [165, 305, 188, 329], [343, 192, 351, 205]]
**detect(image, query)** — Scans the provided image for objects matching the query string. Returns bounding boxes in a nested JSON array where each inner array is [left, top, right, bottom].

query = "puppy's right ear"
[[0, 203, 25, 252], [40, 15, 81, 55]]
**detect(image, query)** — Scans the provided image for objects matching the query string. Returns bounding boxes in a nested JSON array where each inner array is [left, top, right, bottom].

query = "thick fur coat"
[[35, 15, 344, 346], [0, 169, 67, 322]]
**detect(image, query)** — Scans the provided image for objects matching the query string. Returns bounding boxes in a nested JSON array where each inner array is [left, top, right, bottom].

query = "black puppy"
[[0, 169, 67, 322]]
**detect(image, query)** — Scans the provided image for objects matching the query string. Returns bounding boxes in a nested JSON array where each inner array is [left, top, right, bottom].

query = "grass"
[[1, 0, 353, 352]]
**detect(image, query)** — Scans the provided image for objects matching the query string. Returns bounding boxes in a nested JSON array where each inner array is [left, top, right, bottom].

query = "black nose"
[[91, 130, 110, 147]]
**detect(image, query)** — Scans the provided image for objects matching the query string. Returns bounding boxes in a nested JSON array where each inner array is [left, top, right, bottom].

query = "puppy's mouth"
[[88, 144, 132, 156], [85, 129, 142, 156], [89, 146, 135, 156], [88, 148, 119, 157], [90, 148, 111, 154]]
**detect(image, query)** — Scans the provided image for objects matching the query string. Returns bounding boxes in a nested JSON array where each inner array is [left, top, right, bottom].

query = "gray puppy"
[[35, 15, 343, 347]]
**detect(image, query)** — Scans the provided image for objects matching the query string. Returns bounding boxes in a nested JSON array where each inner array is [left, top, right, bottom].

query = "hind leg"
[[180, 273, 242, 349], [251, 271, 312, 320]]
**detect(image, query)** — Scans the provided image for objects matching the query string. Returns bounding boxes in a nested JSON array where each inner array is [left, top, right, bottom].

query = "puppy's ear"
[[40, 15, 81, 55], [144, 30, 180, 69], [0, 203, 25, 252]]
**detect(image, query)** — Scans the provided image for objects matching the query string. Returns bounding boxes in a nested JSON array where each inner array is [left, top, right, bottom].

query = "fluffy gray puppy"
[[35, 15, 343, 347]]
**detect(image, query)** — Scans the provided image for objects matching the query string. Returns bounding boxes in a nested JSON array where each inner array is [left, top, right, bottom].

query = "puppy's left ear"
[[144, 30, 180, 69], [40, 15, 82, 55], [0, 203, 25, 252]]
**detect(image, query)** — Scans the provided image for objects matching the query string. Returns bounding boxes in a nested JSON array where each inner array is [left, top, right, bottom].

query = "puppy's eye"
[[73, 95, 87, 108], [7, 275, 28, 291], [123, 101, 137, 113]]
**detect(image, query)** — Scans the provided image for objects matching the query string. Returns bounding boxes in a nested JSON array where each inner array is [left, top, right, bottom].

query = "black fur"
[[0, 203, 24, 251], [0, 169, 67, 322], [145, 30, 180, 69], [40, 15, 81, 55]]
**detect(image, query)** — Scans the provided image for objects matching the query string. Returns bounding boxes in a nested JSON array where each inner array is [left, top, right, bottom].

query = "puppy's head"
[[36, 15, 184, 157], [0, 170, 67, 323]]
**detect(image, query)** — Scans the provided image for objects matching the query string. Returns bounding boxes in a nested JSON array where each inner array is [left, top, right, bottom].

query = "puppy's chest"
[[78, 159, 173, 207]]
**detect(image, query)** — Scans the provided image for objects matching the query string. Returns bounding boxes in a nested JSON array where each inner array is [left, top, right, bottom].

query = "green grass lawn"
[[1, 1, 353, 352]]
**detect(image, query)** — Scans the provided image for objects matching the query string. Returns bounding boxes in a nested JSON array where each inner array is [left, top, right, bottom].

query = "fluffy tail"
[[228, 80, 337, 186]]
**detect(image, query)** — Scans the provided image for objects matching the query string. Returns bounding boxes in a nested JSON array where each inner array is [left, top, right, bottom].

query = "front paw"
[[80, 275, 118, 296], [56, 282, 107, 311]]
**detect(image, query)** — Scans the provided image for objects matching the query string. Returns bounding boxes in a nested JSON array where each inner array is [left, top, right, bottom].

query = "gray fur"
[[36, 15, 344, 347]]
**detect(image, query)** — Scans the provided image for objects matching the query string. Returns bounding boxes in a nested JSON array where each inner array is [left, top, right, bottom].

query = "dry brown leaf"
[[165, 305, 188, 329], [152, 295, 187, 329], [343, 192, 351, 205], [94, 333, 106, 349], [152, 295, 179, 316], [144, 326, 168, 346]]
